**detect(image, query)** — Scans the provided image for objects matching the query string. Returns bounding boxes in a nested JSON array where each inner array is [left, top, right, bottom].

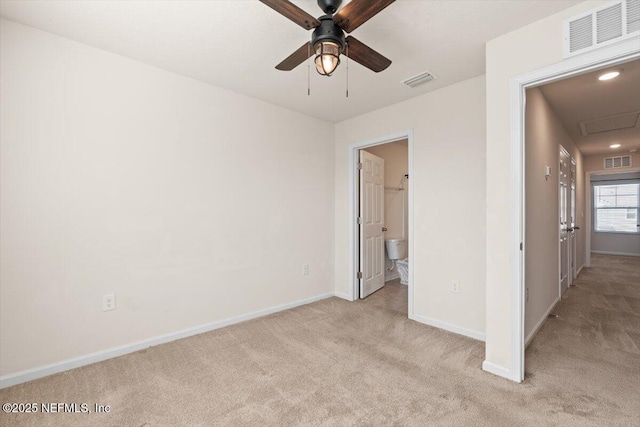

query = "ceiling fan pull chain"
[[307, 42, 311, 96], [346, 43, 349, 98]]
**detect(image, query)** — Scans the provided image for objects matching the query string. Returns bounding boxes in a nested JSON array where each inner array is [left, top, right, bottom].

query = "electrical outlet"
[[103, 294, 115, 311], [526, 288, 529, 303], [303, 264, 310, 276], [452, 280, 460, 293]]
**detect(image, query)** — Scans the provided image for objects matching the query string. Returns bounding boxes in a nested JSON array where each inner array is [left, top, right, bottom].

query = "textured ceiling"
[[0, 0, 582, 122], [539, 58, 640, 157]]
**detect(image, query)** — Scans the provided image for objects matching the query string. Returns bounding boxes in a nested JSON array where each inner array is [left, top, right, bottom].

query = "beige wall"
[[485, 1, 608, 372], [0, 20, 335, 377], [364, 141, 408, 281], [524, 87, 585, 340], [583, 152, 640, 172], [335, 75, 486, 337], [591, 224, 640, 255]]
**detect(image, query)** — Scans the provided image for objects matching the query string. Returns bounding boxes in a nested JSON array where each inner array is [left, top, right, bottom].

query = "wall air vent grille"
[[402, 71, 436, 88], [597, 3, 623, 43], [569, 15, 593, 52], [564, 1, 640, 57], [604, 155, 632, 168], [628, 0, 640, 33]]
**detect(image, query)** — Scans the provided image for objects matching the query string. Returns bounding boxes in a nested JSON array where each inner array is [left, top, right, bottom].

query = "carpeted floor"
[[0, 255, 638, 426], [358, 278, 408, 316]]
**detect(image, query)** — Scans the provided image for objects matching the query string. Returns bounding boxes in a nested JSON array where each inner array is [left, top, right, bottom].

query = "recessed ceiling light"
[[610, 144, 621, 148], [599, 71, 620, 81]]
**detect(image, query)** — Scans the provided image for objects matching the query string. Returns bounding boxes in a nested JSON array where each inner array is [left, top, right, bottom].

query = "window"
[[593, 182, 640, 233]]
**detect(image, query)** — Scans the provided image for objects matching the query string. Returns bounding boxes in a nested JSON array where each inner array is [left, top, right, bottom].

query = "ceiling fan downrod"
[[318, 0, 343, 15]]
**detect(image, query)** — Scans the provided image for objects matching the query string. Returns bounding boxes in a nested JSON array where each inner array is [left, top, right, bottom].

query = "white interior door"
[[359, 150, 385, 298], [559, 147, 570, 295]]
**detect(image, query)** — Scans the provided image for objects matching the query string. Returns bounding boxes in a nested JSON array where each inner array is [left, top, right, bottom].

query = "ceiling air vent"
[[402, 71, 436, 88], [604, 155, 632, 169], [564, 1, 639, 57]]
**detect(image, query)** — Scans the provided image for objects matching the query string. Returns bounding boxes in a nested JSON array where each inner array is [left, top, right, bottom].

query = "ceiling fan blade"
[[334, 0, 395, 33], [345, 36, 391, 73], [259, 0, 320, 30], [276, 42, 313, 71]]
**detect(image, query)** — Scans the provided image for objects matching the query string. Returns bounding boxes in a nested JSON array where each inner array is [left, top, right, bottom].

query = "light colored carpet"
[[358, 278, 408, 315], [0, 255, 638, 426]]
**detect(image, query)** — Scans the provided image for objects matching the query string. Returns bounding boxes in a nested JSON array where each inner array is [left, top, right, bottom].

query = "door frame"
[[509, 38, 639, 383], [559, 144, 571, 296], [570, 157, 577, 285], [348, 129, 414, 318]]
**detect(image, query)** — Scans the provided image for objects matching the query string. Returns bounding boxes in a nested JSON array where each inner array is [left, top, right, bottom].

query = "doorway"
[[348, 131, 414, 318], [512, 45, 640, 382]]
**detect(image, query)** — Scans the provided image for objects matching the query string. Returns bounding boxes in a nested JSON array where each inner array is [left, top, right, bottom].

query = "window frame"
[[592, 181, 640, 235]]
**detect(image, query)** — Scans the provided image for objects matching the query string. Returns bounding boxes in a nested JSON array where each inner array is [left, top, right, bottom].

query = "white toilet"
[[385, 238, 409, 285]]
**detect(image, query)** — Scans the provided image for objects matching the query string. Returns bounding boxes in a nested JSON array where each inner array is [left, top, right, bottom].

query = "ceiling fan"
[[259, 0, 395, 76]]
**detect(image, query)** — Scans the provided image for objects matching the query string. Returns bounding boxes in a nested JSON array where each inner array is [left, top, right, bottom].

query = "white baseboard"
[[0, 292, 335, 390], [482, 360, 512, 380], [385, 271, 400, 282], [525, 296, 560, 348], [591, 250, 640, 257], [575, 264, 584, 277], [411, 314, 485, 341], [333, 291, 352, 301]]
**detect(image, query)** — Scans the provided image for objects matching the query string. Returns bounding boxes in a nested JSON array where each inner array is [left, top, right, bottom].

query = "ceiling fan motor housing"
[[317, 0, 342, 15], [312, 15, 345, 51], [260, 0, 393, 74]]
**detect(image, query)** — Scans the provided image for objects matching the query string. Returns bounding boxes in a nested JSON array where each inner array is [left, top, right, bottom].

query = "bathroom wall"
[[364, 140, 409, 282], [0, 19, 335, 379]]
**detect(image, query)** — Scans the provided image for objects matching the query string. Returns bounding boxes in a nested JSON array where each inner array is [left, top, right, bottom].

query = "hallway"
[[525, 254, 640, 418]]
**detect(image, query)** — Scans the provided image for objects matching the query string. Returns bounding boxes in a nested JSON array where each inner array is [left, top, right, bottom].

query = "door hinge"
[[357, 271, 363, 279], [520, 242, 523, 251], [357, 216, 362, 224], [357, 162, 363, 170]]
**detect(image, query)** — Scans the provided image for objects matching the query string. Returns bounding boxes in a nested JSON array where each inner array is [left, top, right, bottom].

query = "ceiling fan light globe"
[[315, 55, 339, 75], [314, 41, 341, 76]]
